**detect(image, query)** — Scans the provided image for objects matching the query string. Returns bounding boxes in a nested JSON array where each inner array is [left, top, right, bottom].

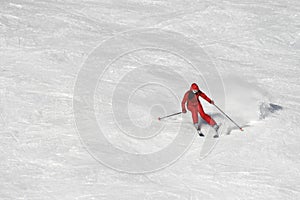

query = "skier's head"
[[190, 83, 199, 93]]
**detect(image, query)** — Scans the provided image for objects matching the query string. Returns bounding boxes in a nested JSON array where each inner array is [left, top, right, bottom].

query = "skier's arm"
[[199, 91, 213, 104], [181, 92, 189, 113]]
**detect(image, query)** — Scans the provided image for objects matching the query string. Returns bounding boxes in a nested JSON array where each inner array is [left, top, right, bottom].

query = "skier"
[[181, 83, 220, 137]]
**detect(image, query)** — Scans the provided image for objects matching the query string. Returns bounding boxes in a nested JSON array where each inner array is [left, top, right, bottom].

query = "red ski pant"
[[188, 104, 216, 126]]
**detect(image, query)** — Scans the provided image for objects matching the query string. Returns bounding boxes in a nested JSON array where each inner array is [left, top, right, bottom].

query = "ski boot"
[[198, 129, 205, 137], [194, 123, 204, 137], [213, 124, 220, 138]]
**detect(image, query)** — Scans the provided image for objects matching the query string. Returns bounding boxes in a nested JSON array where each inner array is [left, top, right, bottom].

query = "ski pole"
[[213, 104, 244, 131], [158, 112, 182, 121]]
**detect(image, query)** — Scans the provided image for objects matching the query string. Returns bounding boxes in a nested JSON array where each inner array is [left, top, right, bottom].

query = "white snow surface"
[[1, 0, 300, 199]]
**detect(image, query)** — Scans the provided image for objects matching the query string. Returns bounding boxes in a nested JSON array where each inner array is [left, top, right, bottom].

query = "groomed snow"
[[0, 0, 299, 199]]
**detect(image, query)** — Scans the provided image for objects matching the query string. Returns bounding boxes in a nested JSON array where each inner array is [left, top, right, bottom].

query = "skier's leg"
[[189, 106, 204, 136], [195, 113, 204, 136], [198, 104, 216, 126], [198, 104, 220, 137], [188, 106, 199, 125]]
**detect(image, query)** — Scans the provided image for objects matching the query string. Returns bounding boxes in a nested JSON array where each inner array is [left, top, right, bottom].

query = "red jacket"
[[182, 89, 212, 109]]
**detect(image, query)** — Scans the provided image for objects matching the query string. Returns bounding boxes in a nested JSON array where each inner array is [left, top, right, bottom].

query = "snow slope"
[[0, 0, 299, 199]]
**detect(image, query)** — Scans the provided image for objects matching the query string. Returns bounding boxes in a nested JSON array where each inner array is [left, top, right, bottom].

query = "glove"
[[210, 100, 215, 105], [182, 108, 187, 113]]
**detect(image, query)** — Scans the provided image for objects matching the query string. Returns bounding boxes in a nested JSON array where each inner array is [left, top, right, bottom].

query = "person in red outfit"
[[182, 83, 219, 137]]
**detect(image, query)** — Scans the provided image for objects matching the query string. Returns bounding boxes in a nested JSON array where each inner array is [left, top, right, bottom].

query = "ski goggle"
[[192, 89, 198, 93]]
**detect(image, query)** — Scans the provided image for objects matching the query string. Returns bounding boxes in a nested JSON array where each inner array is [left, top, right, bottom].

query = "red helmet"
[[191, 83, 199, 91]]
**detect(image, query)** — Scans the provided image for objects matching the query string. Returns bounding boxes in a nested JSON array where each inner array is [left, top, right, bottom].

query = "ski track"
[[0, 0, 299, 199]]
